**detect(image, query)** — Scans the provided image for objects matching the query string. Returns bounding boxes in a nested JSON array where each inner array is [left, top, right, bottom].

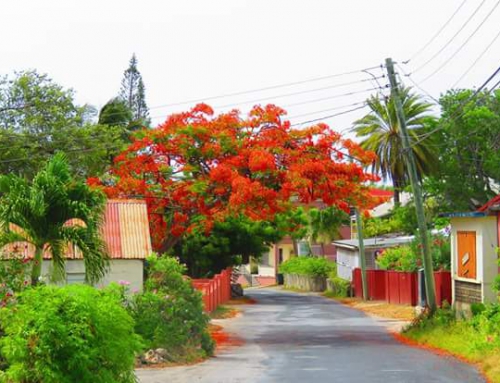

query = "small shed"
[[334, 236, 414, 281], [4, 199, 152, 292], [446, 197, 500, 312]]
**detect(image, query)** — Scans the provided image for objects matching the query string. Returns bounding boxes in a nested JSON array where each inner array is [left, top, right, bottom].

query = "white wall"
[[451, 216, 498, 304], [337, 247, 359, 281], [41, 259, 144, 292]]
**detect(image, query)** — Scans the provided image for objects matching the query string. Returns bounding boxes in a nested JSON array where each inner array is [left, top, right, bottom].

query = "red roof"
[[477, 195, 500, 212], [369, 189, 393, 199]]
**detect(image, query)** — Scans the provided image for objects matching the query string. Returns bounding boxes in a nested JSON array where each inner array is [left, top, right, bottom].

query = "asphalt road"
[[136, 288, 485, 383]]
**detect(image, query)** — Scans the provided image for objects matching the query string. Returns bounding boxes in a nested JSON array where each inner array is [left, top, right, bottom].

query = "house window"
[[66, 273, 85, 284], [457, 231, 476, 280]]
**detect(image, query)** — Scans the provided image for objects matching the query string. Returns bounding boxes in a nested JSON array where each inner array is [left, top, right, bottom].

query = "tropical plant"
[[352, 87, 438, 204], [279, 256, 336, 278], [0, 153, 109, 285]]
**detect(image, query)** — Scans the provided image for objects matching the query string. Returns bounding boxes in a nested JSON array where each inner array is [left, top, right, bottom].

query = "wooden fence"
[[192, 267, 232, 312], [352, 268, 451, 307]]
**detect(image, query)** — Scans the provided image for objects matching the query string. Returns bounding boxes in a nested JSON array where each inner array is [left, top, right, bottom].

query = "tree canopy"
[[93, 103, 379, 253], [352, 87, 438, 204]]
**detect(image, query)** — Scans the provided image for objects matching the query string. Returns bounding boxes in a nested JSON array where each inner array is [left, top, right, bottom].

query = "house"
[[445, 195, 500, 312], [333, 236, 414, 281], [3, 199, 152, 292], [238, 189, 392, 286]]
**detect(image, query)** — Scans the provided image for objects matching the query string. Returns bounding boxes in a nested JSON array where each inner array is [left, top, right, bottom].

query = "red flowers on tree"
[[95, 104, 379, 252]]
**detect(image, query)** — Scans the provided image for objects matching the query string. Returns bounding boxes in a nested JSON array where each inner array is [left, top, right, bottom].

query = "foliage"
[[119, 54, 149, 128], [404, 304, 500, 382], [0, 284, 142, 383], [0, 153, 109, 285], [307, 205, 350, 245], [0, 70, 129, 178], [427, 89, 500, 211], [96, 104, 379, 252], [376, 245, 419, 272], [376, 234, 450, 272], [326, 276, 351, 298], [174, 211, 307, 277], [128, 254, 214, 359], [279, 256, 336, 278], [0, 254, 31, 307], [352, 87, 438, 204]]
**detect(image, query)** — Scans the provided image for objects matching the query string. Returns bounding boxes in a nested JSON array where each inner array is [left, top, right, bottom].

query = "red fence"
[[352, 268, 451, 307], [192, 267, 232, 312]]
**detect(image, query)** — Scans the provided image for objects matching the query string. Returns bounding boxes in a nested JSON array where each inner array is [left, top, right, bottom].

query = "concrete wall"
[[451, 216, 498, 306], [41, 259, 144, 292]]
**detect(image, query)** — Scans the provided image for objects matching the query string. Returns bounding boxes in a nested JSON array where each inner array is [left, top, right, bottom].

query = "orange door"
[[457, 231, 476, 279]]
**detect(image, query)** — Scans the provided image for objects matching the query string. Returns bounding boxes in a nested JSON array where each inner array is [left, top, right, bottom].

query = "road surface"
[[137, 288, 484, 383]]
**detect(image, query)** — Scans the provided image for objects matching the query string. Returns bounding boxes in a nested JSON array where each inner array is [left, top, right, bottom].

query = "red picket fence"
[[192, 267, 232, 312], [352, 268, 451, 307]]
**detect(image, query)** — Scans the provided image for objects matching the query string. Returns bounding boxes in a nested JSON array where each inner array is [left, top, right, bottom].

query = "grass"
[[402, 313, 500, 383], [210, 305, 240, 319]]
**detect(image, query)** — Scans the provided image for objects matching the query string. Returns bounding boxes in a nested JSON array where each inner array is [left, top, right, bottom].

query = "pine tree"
[[119, 54, 149, 128]]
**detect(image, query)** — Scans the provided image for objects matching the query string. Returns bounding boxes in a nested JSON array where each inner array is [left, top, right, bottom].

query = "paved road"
[[137, 288, 484, 383]]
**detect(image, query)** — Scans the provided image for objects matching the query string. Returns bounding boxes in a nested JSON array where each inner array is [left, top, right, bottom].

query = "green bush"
[[130, 255, 214, 361], [279, 256, 335, 278], [327, 276, 351, 298], [0, 284, 142, 383], [376, 245, 419, 272]]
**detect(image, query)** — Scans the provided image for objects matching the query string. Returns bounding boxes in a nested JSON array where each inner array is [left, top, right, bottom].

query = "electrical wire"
[[405, 0, 469, 63], [290, 104, 368, 127], [282, 87, 382, 109], [410, 0, 488, 75], [396, 64, 440, 104], [452, 27, 500, 87], [143, 65, 382, 110], [419, 0, 500, 84]]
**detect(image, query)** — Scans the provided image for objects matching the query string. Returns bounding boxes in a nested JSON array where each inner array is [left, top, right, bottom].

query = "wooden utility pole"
[[355, 208, 368, 300], [385, 58, 436, 312]]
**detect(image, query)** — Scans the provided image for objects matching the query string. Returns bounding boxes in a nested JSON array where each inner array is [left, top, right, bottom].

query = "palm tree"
[[352, 87, 438, 205], [0, 153, 109, 285]]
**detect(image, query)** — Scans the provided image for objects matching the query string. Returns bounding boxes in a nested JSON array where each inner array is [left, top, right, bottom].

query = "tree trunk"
[[31, 247, 43, 286], [392, 175, 401, 207]]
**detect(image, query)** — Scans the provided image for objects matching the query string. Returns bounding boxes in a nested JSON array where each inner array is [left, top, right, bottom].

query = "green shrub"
[[130, 254, 214, 360], [327, 276, 351, 298], [279, 256, 335, 278], [0, 284, 142, 383], [376, 245, 419, 272]]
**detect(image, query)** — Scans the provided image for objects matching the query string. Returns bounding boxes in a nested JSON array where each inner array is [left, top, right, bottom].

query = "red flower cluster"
[[91, 104, 379, 252]]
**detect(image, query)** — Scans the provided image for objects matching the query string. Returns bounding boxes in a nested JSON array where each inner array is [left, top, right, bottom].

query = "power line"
[[290, 104, 368, 127], [144, 65, 382, 110], [212, 77, 383, 109], [288, 101, 367, 120], [409, 0, 488, 75], [409, 63, 500, 147], [452, 26, 500, 87], [405, 0, 469, 63], [282, 87, 382, 109], [397, 64, 440, 104], [419, 0, 500, 84]]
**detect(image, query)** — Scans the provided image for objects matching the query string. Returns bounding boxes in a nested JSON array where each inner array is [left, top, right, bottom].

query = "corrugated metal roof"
[[1, 199, 152, 260], [333, 236, 414, 250]]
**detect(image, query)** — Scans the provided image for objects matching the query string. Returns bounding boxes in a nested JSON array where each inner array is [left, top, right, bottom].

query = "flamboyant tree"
[[91, 104, 380, 252]]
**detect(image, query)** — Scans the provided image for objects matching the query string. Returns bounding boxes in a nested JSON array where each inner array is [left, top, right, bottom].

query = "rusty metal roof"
[[2, 199, 152, 260]]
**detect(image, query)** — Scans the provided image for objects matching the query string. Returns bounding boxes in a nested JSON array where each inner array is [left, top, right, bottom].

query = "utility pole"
[[385, 58, 436, 312], [355, 208, 368, 300]]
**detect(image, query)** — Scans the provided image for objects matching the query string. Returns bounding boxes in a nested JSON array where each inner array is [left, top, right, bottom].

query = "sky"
[[2, 0, 499, 135]]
